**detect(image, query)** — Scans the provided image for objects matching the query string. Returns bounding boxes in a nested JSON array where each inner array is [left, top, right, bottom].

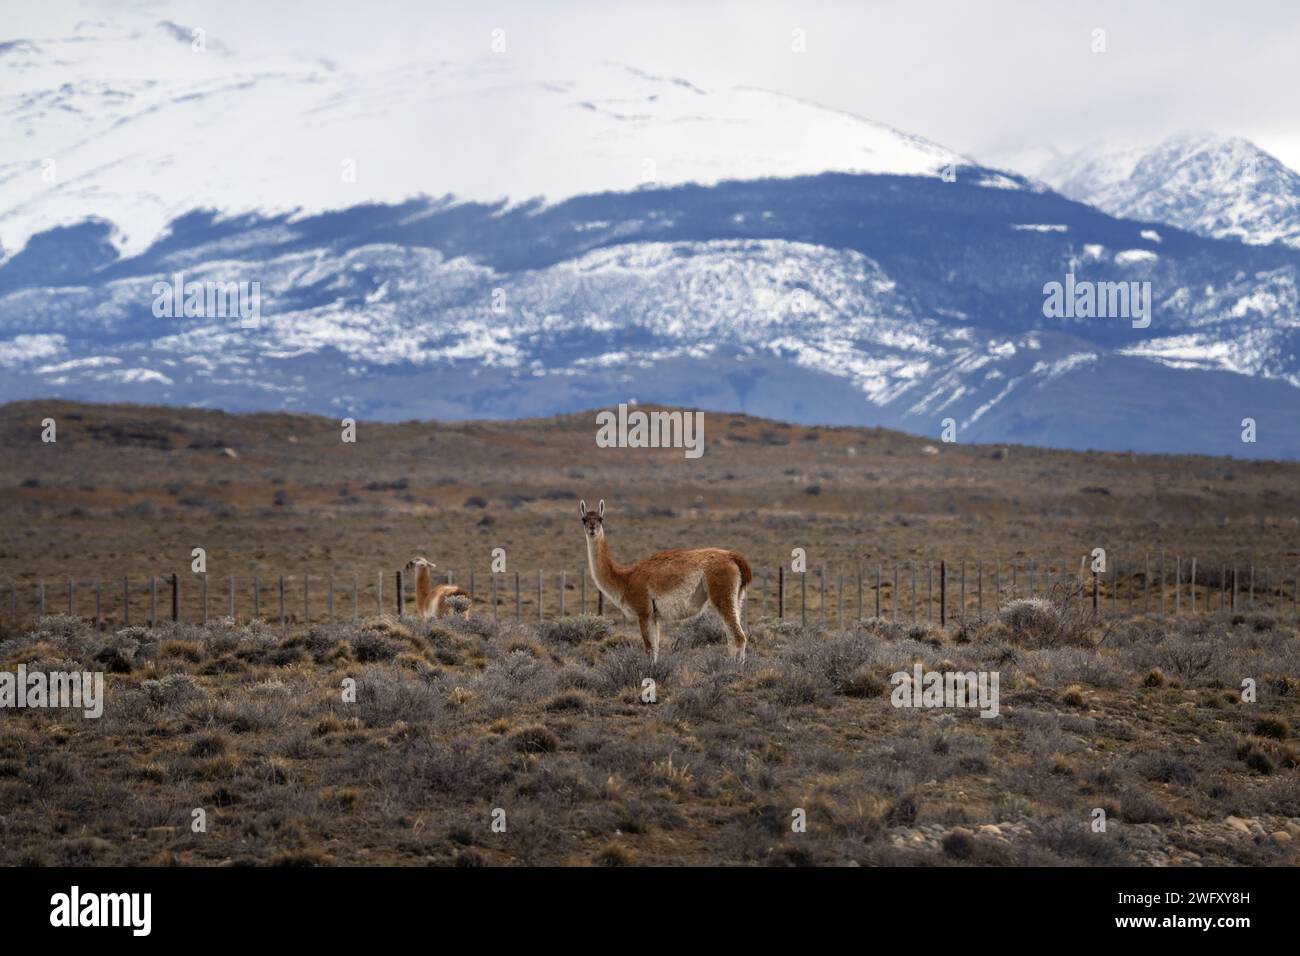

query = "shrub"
[[508, 724, 559, 754], [538, 615, 612, 645]]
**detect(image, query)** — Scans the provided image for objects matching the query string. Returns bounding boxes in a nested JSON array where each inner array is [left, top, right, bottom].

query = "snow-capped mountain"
[[0, 17, 983, 266], [3, 15, 1300, 459], [1037, 133, 1300, 249]]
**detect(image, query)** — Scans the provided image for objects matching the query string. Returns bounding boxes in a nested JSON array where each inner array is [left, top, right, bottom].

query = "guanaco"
[[579, 499, 752, 662], [404, 557, 470, 619]]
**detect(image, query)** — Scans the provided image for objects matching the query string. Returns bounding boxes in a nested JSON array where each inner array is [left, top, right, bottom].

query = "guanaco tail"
[[579, 498, 752, 663], [404, 557, 471, 619]]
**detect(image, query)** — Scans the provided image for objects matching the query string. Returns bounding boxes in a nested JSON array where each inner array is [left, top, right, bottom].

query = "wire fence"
[[1, 554, 1297, 636]]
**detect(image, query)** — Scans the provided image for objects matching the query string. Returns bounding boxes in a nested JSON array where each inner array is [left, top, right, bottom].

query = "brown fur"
[[580, 499, 751, 663], [405, 557, 470, 620]]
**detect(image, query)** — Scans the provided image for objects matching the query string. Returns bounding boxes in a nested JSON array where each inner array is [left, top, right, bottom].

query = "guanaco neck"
[[586, 531, 629, 601], [414, 565, 432, 613]]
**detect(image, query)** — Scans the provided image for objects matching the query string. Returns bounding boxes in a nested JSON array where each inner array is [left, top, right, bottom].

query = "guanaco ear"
[[579, 499, 588, 517], [598, 499, 605, 517]]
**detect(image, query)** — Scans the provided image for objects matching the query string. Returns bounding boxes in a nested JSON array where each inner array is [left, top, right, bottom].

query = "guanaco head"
[[404, 557, 436, 573], [579, 498, 605, 540]]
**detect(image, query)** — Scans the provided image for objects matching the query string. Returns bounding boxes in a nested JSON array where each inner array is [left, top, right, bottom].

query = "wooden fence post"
[[122, 578, 130, 627], [279, 576, 286, 629], [328, 574, 334, 623], [201, 574, 208, 625], [875, 564, 881, 618], [253, 577, 261, 620], [892, 564, 899, 622], [303, 572, 309, 625], [837, 569, 844, 625], [778, 565, 785, 619], [994, 560, 1000, 613], [819, 567, 825, 621], [939, 560, 948, 625], [172, 574, 180, 623], [559, 571, 566, 617], [492, 573, 499, 622], [68, 579, 75, 616], [857, 564, 863, 621], [1174, 557, 1181, 615], [977, 562, 983, 619], [39, 579, 45, 617], [927, 562, 933, 623], [396, 570, 403, 619], [515, 571, 521, 620], [1231, 567, 1237, 612], [537, 569, 544, 622], [911, 562, 917, 621], [800, 569, 807, 626], [1143, 554, 1150, 613], [376, 573, 383, 617], [960, 560, 966, 625], [95, 579, 101, 630], [149, 577, 156, 625], [229, 575, 236, 620]]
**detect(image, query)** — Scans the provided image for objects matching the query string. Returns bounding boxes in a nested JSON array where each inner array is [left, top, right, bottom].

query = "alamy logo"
[[50, 886, 151, 936], [0, 665, 104, 718], [595, 403, 704, 459], [890, 664, 999, 718], [1042, 272, 1151, 329], [152, 271, 261, 328]]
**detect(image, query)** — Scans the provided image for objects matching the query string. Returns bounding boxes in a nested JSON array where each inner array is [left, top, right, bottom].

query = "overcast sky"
[[13, 0, 1300, 172]]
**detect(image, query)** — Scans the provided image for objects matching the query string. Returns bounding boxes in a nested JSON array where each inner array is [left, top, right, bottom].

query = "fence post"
[[515, 571, 521, 620], [229, 575, 236, 620], [875, 564, 881, 618], [927, 562, 933, 623], [254, 576, 260, 620], [994, 560, 1000, 613], [1092, 566, 1099, 617], [1249, 564, 1255, 607], [778, 565, 785, 619], [960, 560, 966, 625], [279, 576, 286, 630], [150, 577, 156, 625], [122, 578, 129, 627], [94, 580, 101, 630], [857, 564, 863, 621], [1231, 567, 1238, 612], [328, 574, 334, 623], [977, 562, 983, 620], [819, 567, 825, 621], [800, 568, 807, 625], [377, 573, 383, 617], [353, 574, 359, 620], [492, 573, 499, 622], [39, 579, 45, 617], [559, 571, 566, 617], [1139, 554, 1147, 613], [1174, 557, 1181, 615], [68, 579, 75, 616], [911, 562, 917, 622], [302, 572, 309, 625], [396, 570, 403, 619], [172, 574, 180, 623], [537, 569, 544, 623], [940, 560, 947, 625], [201, 574, 209, 625], [837, 569, 844, 625]]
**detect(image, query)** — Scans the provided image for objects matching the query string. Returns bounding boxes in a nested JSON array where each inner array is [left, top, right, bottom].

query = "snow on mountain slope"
[[0, 16, 977, 264], [1038, 132, 1300, 249]]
